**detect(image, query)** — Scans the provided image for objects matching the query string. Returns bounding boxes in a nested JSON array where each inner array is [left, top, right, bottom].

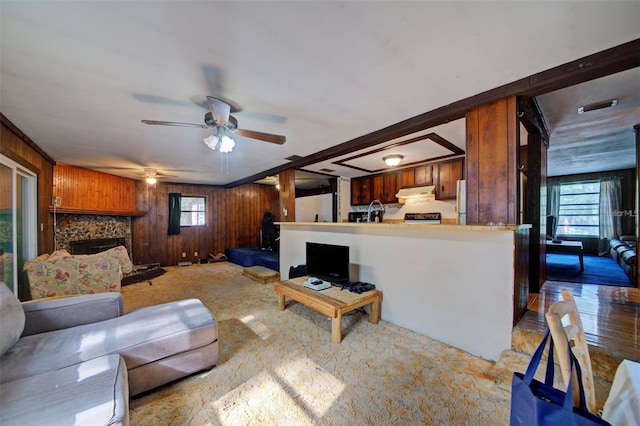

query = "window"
[[1, 154, 37, 297], [180, 196, 206, 226], [557, 181, 600, 237]]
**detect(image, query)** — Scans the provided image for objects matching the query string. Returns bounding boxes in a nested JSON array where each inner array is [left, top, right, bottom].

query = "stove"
[[404, 212, 441, 224]]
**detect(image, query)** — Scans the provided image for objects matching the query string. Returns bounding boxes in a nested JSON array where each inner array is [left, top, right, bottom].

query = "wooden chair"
[[544, 288, 597, 414]]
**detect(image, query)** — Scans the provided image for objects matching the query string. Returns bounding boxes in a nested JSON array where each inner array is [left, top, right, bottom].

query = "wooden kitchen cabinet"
[[382, 172, 398, 203], [437, 158, 464, 199], [399, 169, 415, 188], [372, 175, 384, 202], [414, 165, 434, 186], [361, 173, 398, 205], [351, 176, 372, 205]]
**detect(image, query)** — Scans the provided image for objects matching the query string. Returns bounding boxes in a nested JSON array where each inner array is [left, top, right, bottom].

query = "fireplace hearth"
[[70, 238, 126, 255]]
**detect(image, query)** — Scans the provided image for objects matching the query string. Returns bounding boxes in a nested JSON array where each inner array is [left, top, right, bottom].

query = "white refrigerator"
[[456, 180, 466, 225]]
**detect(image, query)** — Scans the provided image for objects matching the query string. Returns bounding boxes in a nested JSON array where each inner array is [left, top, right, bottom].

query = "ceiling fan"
[[141, 96, 286, 147], [142, 168, 172, 184]]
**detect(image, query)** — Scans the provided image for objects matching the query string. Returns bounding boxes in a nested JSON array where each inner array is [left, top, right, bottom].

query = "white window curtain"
[[598, 177, 622, 255]]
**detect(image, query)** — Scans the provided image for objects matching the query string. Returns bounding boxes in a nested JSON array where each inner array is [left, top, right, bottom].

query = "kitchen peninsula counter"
[[278, 221, 529, 231], [278, 221, 530, 361]]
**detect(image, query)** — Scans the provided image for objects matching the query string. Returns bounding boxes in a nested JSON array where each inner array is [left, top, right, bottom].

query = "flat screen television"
[[306, 242, 350, 284]]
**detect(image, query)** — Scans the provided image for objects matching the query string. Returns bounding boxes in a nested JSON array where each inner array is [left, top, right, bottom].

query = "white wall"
[[295, 193, 333, 222], [279, 223, 516, 361]]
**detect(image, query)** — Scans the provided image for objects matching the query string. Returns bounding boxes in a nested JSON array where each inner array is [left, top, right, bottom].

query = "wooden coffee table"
[[274, 277, 382, 343], [546, 240, 584, 272]]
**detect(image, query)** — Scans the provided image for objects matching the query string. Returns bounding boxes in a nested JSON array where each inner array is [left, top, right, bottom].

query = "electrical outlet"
[[182, 252, 186, 258], [52, 196, 61, 207], [194, 251, 198, 258]]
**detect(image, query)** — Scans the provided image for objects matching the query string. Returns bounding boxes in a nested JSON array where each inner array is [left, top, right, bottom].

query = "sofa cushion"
[[621, 249, 636, 265], [0, 298, 217, 385], [0, 354, 129, 426], [609, 239, 625, 250], [46, 249, 71, 262], [0, 284, 25, 357], [21, 293, 124, 336]]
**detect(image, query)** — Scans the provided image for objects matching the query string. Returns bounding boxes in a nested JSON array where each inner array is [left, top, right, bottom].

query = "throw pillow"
[[0, 283, 25, 356], [101, 246, 133, 274]]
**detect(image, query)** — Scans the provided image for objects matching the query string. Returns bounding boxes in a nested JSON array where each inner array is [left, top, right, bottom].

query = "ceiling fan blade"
[[207, 96, 231, 125], [201, 65, 242, 112], [235, 129, 286, 145], [141, 120, 207, 128]]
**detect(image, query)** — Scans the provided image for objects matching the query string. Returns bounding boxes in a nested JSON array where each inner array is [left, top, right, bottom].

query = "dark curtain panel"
[[168, 193, 181, 235]]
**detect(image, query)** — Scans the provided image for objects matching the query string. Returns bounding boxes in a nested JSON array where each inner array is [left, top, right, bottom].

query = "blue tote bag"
[[510, 329, 610, 426]]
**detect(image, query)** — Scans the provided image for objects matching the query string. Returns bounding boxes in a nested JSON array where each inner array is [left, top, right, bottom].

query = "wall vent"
[[578, 99, 617, 114]]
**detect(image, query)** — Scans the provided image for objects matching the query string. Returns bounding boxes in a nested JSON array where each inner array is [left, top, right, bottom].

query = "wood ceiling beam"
[[518, 97, 550, 147], [226, 38, 640, 188]]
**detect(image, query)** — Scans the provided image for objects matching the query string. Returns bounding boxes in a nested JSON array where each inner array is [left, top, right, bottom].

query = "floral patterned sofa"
[[23, 246, 133, 300]]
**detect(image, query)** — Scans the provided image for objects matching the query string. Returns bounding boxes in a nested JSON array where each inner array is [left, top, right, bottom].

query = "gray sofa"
[[0, 284, 218, 425], [609, 235, 637, 285]]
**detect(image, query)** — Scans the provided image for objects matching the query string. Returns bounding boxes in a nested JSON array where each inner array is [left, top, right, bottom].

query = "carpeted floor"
[[546, 253, 633, 287], [120, 262, 535, 425]]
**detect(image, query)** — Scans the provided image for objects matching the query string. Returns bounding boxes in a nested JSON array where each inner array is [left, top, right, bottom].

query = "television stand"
[[274, 276, 382, 343]]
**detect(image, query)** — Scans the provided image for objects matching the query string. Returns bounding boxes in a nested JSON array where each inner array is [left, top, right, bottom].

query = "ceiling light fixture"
[[203, 134, 219, 150], [219, 135, 235, 153], [383, 154, 404, 167], [203, 133, 235, 153], [143, 168, 158, 184]]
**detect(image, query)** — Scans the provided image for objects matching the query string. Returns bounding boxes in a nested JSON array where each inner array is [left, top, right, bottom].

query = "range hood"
[[395, 185, 436, 202]]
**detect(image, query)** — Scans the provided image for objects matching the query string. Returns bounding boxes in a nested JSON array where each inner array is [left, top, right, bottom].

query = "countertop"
[[277, 222, 531, 231]]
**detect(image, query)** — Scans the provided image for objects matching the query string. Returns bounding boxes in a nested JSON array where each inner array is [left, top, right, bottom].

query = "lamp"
[[383, 154, 404, 167]]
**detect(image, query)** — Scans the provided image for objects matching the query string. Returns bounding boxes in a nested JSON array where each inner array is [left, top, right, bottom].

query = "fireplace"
[[55, 214, 131, 256], [70, 238, 126, 255]]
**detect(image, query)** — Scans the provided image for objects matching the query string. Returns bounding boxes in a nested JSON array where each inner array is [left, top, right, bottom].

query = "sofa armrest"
[[20, 292, 124, 336]]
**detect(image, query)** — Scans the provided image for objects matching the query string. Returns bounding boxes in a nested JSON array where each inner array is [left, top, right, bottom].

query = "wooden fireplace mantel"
[[49, 206, 147, 216]]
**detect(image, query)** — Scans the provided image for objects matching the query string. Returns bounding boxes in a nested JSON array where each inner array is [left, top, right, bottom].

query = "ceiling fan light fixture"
[[219, 135, 235, 153], [145, 177, 157, 184], [203, 134, 219, 150], [383, 154, 404, 167]]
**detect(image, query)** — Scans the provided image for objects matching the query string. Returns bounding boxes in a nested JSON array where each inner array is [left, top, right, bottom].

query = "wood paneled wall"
[[526, 132, 547, 293], [132, 181, 279, 266], [279, 168, 296, 222], [1, 119, 55, 255], [466, 96, 519, 225], [54, 164, 137, 213]]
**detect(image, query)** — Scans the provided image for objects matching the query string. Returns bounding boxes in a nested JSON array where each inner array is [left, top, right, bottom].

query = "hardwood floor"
[[518, 281, 639, 363]]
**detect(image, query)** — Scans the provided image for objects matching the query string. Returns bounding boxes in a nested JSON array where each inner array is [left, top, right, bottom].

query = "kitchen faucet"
[[366, 199, 385, 223]]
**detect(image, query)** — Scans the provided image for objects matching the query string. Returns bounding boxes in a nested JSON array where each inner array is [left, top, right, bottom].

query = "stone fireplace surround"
[[55, 214, 132, 257]]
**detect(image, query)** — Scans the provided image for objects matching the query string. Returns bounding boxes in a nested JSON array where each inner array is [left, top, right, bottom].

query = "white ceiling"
[[1, 1, 639, 185]]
